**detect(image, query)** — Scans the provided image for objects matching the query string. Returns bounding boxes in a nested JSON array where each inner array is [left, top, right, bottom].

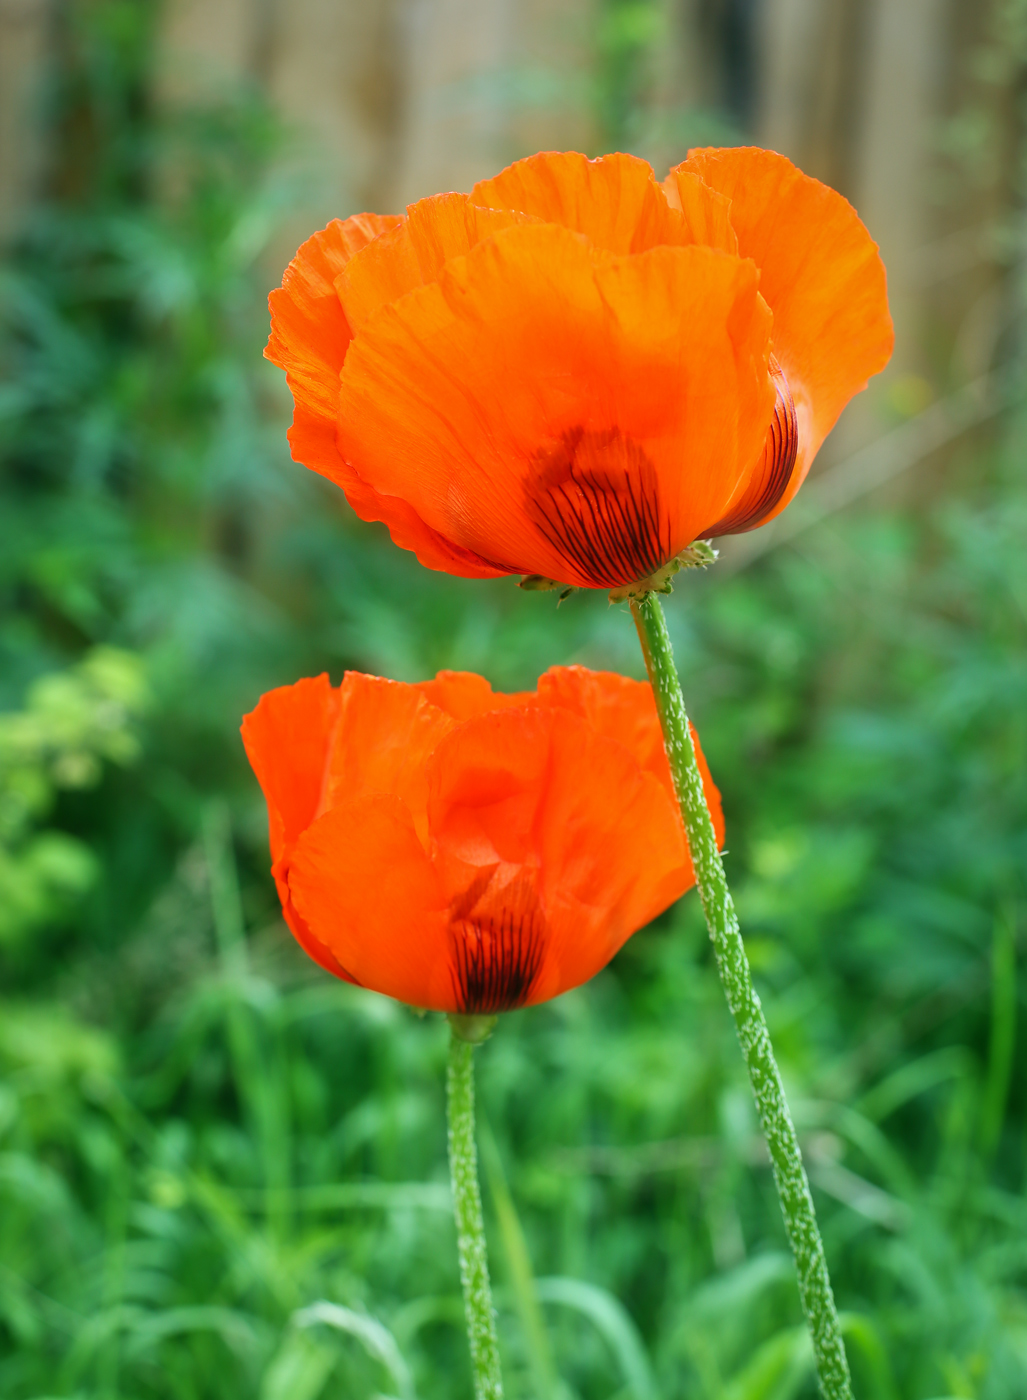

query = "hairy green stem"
[[631, 591, 852, 1400], [447, 1022, 503, 1400]]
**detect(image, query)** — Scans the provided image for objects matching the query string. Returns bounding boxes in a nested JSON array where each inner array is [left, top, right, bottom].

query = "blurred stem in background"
[[447, 1015, 504, 1400], [595, 0, 662, 147], [631, 591, 853, 1400]]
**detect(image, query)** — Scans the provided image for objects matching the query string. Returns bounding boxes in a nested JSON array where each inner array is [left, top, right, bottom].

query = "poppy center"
[[448, 870, 546, 1014], [525, 428, 671, 589]]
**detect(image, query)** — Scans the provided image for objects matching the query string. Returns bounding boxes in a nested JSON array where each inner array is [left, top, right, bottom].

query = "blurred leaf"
[[535, 1276, 657, 1400], [292, 1302, 416, 1400]]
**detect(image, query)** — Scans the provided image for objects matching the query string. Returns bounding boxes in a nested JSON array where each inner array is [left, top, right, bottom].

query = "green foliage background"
[[2, 3, 1026, 1397]]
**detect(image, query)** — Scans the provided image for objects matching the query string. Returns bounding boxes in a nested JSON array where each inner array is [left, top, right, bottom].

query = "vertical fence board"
[[390, 0, 516, 205], [854, 0, 949, 377], [156, 0, 254, 104], [0, 0, 51, 241]]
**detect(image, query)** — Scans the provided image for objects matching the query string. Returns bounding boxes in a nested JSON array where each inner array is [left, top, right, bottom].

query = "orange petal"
[[241, 674, 339, 860], [536, 665, 724, 847], [319, 673, 457, 846], [471, 150, 690, 254], [332, 222, 420, 339], [338, 223, 775, 588], [661, 169, 738, 253], [538, 665, 666, 771], [427, 706, 690, 1003], [266, 215, 504, 581], [678, 147, 893, 515], [288, 795, 451, 1008], [704, 355, 798, 535], [337, 193, 538, 334], [531, 710, 690, 984], [270, 848, 357, 984], [241, 675, 354, 981], [427, 706, 555, 877], [266, 214, 399, 421], [413, 670, 533, 722]]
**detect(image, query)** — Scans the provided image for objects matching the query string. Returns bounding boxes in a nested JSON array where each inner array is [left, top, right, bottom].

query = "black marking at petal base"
[[449, 883, 546, 1015], [526, 428, 672, 588], [707, 359, 799, 537]]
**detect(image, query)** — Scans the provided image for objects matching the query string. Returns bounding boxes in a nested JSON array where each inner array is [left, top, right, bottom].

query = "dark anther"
[[449, 873, 546, 1015], [707, 358, 799, 536], [526, 428, 671, 588]]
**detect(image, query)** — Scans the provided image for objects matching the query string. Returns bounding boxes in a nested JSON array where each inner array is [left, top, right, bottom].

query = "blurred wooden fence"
[[0, 0, 1007, 414], [0, 0, 50, 241]]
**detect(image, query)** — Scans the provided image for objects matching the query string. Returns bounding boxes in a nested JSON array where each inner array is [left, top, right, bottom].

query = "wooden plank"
[[156, 0, 254, 104], [854, 0, 948, 376], [390, 0, 517, 205], [266, 0, 407, 246], [0, 0, 50, 241]]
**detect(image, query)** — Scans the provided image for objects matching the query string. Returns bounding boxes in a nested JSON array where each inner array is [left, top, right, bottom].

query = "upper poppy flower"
[[241, 665, 723, 1013], [267, 147, 892, 594]]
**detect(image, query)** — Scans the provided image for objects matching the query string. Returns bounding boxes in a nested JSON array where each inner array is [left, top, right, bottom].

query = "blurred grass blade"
[[981, 903, 1017, 1157], [673, 1253, 796, 1383], [240, 1181, 453, 1212], [856, 1047, 972, 1124], [807, 1160, 910, 1232], [59, 1305, 143, 1388], [827, 1106, 916, 1198], [688, 1252, 794, 1317], [122, 1304, 266, 1361], [722, 1325, 810, 1400], [390, 1295, 467, 1353], [535, 1277, 657, 1400], [260, 1327, 338, 1400], [838, 1313, 899, 1400], [293, 1301, 416, 1400], [203, 798, 292, 1228], [480, 1122, 559, 1400], [202, 800, 247, 974]]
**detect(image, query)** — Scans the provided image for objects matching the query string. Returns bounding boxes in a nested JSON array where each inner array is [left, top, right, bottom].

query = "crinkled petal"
[[660, 168, 738, 253], [338, 223, 775, 587], [241, 674, 338, 856], [288, 795, 451, 1008], [537, 666, 724, 848], [472, 150, 691, 254], [320, 673, 457, 846], [337, 193, 538, 333], [266, 214, 504, 580], [427, 706, 690, 1003], [675, 147, 893, 517], [266, 214, 399, 423], [703, 355, 799, 535], [412, 670, 534, 722], [241, 675, 354, 981]]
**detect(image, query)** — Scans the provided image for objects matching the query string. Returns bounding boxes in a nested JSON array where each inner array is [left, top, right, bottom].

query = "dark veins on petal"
[[526, 428, 672, 588], [707, 358, 799, 536], [449, 871, 546, 1014]]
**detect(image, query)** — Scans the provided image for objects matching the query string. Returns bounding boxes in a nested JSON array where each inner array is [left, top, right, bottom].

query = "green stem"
[[447, 1021, 504, 1400], [630, 592, 852, 1400]]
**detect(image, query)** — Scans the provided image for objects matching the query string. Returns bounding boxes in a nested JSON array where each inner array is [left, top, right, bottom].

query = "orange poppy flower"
[[241, 666, 723, 1012], [267, 147, 892, 593]]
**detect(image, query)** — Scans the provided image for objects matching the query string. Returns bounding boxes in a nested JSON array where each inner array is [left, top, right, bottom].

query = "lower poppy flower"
[[241, 666, 723, 1012]]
